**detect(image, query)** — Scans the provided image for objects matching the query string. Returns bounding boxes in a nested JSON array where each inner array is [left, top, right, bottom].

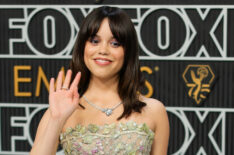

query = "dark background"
[[0, 1, 233, 155]]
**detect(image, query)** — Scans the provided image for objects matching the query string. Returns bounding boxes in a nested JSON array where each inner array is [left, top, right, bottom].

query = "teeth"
[[96, 59, 110, 62]]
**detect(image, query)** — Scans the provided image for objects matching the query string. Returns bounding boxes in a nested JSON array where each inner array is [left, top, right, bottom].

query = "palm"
[[49, 70, 81, 121]]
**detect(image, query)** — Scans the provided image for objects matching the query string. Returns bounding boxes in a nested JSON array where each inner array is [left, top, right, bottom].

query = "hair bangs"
[[86, 17, 103, 39], [108, 16, 129, 48]]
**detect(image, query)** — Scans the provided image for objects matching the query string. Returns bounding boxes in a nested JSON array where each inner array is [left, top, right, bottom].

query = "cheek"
[[84, 50, 88, 63], [84, 43, 97, 56], [117, 50, 124, 63], [84, 54, 88, 66], [84, 45, 94, 61], [84, 49, 91, 67]]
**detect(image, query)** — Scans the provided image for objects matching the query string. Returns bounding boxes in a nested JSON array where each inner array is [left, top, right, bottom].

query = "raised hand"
[[49, 69, 81, 122]]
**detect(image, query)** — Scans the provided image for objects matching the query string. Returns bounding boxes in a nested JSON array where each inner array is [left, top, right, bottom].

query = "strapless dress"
[[60, 121, 155, 155]]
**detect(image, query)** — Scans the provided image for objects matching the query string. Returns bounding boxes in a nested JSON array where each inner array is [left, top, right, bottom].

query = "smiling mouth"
[[94, 58, 112, 65]]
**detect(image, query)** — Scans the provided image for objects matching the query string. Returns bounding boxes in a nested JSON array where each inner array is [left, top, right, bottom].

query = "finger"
[[56, 71, 63, 91], [70, 72, 81, 90], [62, 69, 72, 89], [49, 78, 55, 93], [72, 87, 79, 106]]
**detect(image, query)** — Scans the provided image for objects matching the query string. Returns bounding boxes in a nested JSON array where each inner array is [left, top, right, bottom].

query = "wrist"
[[48, 108, 70, 125], [48, 116, 66, 130]]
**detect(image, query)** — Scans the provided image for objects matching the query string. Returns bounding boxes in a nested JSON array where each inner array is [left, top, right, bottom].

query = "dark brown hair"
[[70, 6, 146, 120]]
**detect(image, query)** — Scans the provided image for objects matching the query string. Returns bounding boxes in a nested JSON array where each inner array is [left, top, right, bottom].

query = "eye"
[[110, 40, 121, 47], [89, 37, 99, 45]]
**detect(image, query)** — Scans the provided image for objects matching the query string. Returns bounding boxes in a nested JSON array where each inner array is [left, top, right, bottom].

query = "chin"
[[91, 71, 119, 80]]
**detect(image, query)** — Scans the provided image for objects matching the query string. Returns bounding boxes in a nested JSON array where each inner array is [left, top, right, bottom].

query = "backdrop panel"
[[0, 2, 233, 155]]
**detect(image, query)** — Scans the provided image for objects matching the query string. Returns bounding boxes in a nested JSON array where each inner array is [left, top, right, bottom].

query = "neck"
[[84, 75, 120, 100]]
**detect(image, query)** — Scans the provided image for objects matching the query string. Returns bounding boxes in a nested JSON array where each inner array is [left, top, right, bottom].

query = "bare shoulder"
[[140, 95, 167, 114], [140, 96, 169, 154], [140, 96, 169, 130]]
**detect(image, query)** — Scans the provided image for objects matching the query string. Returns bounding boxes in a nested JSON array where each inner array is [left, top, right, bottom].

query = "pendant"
[[104, 109, 113, 116]]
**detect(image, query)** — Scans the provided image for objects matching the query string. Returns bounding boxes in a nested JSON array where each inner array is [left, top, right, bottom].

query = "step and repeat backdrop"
[[0, 0, 234, 155]]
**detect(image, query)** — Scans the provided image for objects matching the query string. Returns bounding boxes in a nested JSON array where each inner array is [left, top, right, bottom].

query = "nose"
[[98, 42, 109, 55]]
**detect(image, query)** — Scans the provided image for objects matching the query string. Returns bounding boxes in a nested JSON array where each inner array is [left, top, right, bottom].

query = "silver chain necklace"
[[83, 95, 122, 116]]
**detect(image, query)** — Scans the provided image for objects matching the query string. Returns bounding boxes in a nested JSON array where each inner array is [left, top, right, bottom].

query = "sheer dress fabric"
[[60, 121, 154, 155]]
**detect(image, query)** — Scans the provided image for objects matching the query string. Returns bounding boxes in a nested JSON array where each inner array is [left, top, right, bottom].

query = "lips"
[[94, 57, 112, 66]]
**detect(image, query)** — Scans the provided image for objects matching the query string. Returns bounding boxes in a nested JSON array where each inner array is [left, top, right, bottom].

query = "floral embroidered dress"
[[60, 121, 155, 155]]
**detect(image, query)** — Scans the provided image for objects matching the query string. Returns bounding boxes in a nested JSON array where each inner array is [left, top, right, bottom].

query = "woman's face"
[[84, 18, 124, 80]]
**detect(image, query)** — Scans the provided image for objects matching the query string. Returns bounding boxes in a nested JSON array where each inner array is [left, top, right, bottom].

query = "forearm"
[[30, 70, 80, 154], [30, 117, 64, 155]]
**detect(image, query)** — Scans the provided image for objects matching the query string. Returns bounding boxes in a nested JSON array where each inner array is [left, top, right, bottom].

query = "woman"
[[30, 6, 169, 155]]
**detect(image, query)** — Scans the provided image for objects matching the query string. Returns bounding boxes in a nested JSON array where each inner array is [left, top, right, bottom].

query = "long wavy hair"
[[70, 6, 146, 120]]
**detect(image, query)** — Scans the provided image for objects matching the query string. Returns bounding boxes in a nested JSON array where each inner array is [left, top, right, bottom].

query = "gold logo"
[[182, 65, 215, 104]]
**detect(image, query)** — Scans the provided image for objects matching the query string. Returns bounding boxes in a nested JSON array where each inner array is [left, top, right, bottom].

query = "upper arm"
[[32, 109, 59, 154], [149, 100, 170, 155]]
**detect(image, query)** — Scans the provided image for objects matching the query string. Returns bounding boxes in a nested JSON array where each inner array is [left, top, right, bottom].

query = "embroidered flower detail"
[[80, 126, 86, 134], [139, 145, 144, 152], [113, 133, 120, 139], [60, 121, 155, 155], [128, 150, 137, 155], [149, 131, 155, 140], [119, 123, 128, 131], [126, 145, 133, 152], [96, 141, 102, 145], [102, 127, 111, 134], [60, 134, 64, 140], [82, 151, 89, 155], [76, 145, 81, 151], [65, 127, 73, 134], [127, 121, 137, 130], [138, 123, 149, 134], [82, 135, 93, 144], [75, 124, 82, 131], [88, 124, 99, 133], [91, 148, 98, 154], [102, 124, 116, 134], [114, 142, 124, 152], [74, 124, 87, 134]]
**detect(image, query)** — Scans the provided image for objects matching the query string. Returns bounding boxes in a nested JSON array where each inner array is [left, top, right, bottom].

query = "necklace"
[[83, 95, 122, 116]]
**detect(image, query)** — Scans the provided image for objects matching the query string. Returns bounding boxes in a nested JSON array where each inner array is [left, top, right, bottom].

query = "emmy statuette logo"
[[182, 65, 215, 104]]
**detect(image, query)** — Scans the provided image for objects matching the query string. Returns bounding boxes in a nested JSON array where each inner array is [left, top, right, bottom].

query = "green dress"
[[60, 121, 155, 155]]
